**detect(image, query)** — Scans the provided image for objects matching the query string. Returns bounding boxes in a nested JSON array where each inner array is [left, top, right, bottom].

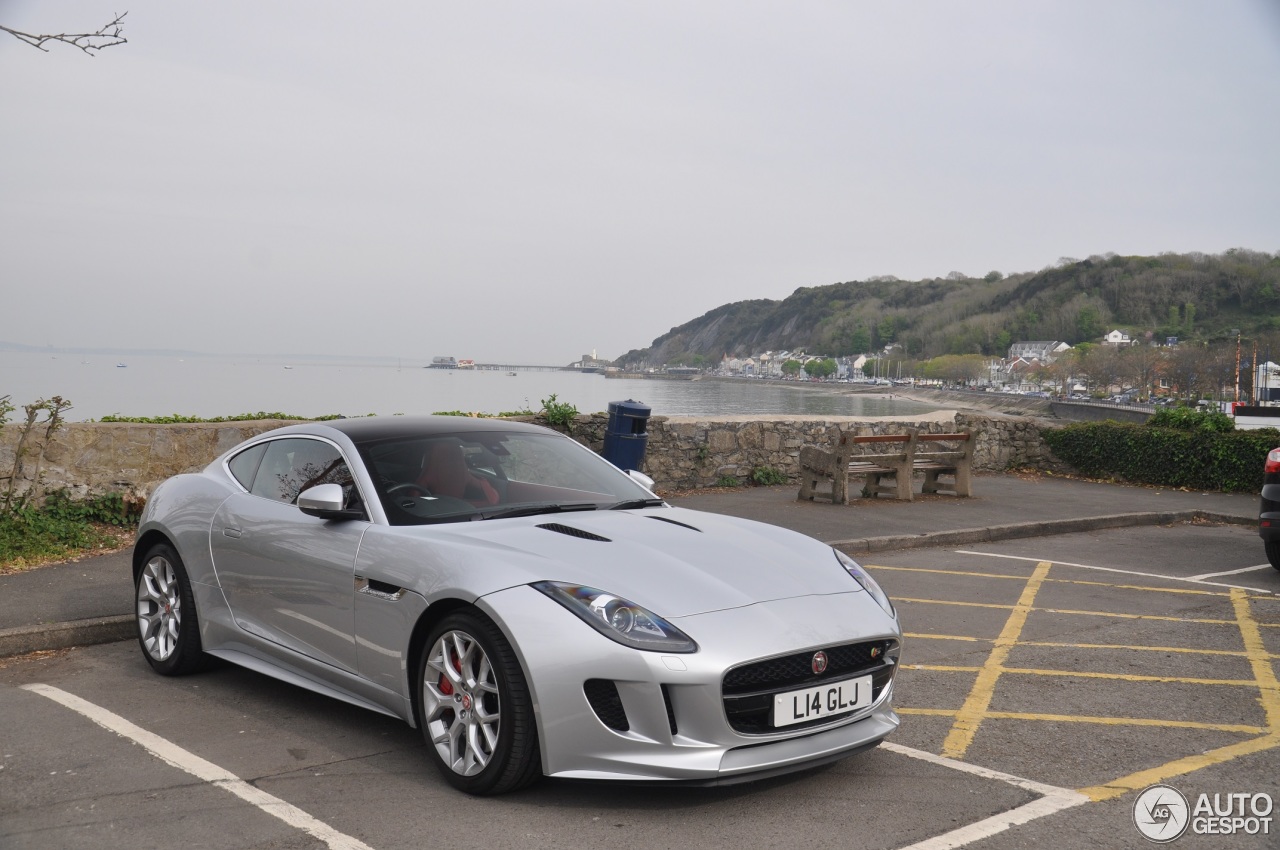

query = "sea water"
[[1, 351, 937, 422]]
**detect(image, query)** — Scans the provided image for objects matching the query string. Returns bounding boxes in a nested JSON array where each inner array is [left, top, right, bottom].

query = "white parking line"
[[20, 684, 375, 850], [953, 550, 1275, 594], [881, 742, 1087, 849], [1187, 563, 1273, 581]]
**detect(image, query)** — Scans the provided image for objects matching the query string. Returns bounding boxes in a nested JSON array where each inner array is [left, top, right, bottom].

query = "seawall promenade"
[[0, 409, 1063, 502]]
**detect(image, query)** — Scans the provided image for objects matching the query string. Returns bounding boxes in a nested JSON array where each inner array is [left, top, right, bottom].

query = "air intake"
[[584, 679, 629, 731], [648, 515, 702, 532], [537, 523, 611, 542]]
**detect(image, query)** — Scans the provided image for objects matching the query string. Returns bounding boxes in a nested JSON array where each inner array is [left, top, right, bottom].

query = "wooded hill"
[[616, 250, 1280, 368]]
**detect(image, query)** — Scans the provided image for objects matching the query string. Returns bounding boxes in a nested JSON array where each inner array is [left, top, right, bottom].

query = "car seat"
[[417, 441, 500, 506]]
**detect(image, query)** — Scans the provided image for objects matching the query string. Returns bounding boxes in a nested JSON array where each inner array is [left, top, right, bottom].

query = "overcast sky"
[[3, 2, 1278, 364]]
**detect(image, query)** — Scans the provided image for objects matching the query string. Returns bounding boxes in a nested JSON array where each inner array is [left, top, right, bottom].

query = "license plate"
[[773, 675, 872, 728]]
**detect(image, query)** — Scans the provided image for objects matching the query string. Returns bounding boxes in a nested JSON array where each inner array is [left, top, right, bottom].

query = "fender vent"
[[648, 516, 702, 532], [537, 523, 611, 542]]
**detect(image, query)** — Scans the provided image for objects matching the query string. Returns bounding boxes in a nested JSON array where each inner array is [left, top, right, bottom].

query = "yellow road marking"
[[1071, 587, 1280, 803], [910, 663, 1259, 687], [902, 631, 993, 643], [870, 564, 1230, 597], [940, 561, 1051, 759], [1020, 640, 1260, 659], [1231, 588, 1280, 730], [888, 553, 1280, 803], [1079, 734, 1280, 801], [896, 596, 1235, 626], [904, 634, 1278, 660], [899, 707, 1264, 734]]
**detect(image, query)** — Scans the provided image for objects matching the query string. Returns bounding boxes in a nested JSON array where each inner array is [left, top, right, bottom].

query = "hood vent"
[[537, 523, 611, 542], [648, 515, 702, 533]]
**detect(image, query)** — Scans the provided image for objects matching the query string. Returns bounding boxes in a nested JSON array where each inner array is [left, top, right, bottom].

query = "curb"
[[0, 511, 1259, 660], [829, 509, 1254, 554], [0, 615, 134, 659]]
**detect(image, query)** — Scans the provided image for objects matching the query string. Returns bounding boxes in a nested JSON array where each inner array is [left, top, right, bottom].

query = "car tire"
[[419, 611, 540, 795], [135, 542, 209, 675], [1267, 540, 1280, 572]]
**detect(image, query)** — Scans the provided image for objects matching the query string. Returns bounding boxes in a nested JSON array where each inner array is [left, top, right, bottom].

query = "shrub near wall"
[[1042, 421, 1280, 493]]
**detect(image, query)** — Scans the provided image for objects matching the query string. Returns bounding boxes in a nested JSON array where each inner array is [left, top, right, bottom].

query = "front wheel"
[[419, 611, 540, 794], [135, 543, 209, 675], [1266, 539, 1280, 572]]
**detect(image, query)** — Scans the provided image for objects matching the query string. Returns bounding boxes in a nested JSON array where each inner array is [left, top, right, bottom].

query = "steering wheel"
[[387, 482, 432, 498]]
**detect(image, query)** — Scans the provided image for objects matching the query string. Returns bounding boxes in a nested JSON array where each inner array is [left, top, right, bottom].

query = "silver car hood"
[[364, 506, 860, 618]]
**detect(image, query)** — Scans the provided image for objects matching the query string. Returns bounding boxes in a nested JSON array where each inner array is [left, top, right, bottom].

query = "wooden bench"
[[797, 430, 973, 504]]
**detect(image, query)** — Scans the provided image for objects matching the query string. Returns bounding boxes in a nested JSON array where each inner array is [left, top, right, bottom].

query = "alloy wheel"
[[422, 629, 502, 776], [137, 555, 181, 661]]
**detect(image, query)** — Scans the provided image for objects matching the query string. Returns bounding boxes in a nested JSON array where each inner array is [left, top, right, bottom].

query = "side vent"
[[661, 684, 678, 735], [583, 679, 629, 731], [648, 515, 702, 532], [537, 523, 611, 542]]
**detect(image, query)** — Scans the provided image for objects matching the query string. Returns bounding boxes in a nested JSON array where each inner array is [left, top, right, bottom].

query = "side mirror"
[[625, 469, 656, 492], [298, 483, 364, 521]]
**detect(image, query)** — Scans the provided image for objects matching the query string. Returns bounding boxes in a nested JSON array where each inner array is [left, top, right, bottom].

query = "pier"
[[473, 363, 578, 372]]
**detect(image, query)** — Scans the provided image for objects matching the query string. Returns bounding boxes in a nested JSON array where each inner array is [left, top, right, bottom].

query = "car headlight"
[[532, 581, 698, 653], [835, 549, 896, 617]]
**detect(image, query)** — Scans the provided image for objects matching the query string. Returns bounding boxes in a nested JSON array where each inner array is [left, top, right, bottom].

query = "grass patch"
[[0, 492, 139, 572]]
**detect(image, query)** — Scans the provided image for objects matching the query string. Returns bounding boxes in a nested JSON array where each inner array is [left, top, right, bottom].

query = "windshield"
[[355, 429, 657, 526]]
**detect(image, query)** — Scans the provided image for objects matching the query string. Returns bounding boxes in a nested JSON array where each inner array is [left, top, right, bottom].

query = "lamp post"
[[1233, 329, 1241, 403]]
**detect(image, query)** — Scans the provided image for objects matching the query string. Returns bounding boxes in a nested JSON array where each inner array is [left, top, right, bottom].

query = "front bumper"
[[479, 586, 901, 783]]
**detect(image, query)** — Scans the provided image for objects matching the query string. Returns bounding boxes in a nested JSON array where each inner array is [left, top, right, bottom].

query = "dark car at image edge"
[[1260, 447, 1280, 570]]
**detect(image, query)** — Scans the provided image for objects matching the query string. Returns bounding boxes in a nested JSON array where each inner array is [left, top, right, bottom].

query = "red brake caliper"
[[438, 646, 460, 696]]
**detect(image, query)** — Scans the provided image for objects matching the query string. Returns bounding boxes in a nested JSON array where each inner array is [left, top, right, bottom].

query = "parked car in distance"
[[133, 416, 903, 794], [1261, 447, 1280, 571]]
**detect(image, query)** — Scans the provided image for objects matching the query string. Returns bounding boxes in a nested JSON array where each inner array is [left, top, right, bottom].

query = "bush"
[[750, 466, 788, 486], [1043, 420, 1280, 492], [1147, 406, 1235, 433], [540, 394, 579, 429]]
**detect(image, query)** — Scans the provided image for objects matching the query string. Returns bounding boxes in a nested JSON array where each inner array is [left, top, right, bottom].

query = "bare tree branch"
[[1, 12, 127, 56]]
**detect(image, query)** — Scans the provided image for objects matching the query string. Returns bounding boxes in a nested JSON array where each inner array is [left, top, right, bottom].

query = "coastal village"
[[621, 330, 1280, 409]]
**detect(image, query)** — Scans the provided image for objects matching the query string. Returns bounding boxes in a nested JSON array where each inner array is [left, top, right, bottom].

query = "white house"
[[1102, 329, 1132, 347]]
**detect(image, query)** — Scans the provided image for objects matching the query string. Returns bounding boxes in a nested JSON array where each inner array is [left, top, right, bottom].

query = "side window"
[[250, 438, 357, 507], [226, 443, 267, 490]]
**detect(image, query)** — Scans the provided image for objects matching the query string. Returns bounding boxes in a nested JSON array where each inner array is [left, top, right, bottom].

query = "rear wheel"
[[419, 611, 540, 794], [1266, 539, 1280, 572], [135, 543, 209, 675]]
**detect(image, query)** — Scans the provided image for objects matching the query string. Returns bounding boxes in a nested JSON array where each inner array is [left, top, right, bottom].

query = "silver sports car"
[[133, 416, 902, 794]]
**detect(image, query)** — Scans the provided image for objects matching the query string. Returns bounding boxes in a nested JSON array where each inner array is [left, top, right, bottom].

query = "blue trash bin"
[[602, 399, 651, 471]]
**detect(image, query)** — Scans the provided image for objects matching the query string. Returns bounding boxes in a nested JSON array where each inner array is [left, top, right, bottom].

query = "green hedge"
[[1043, 420, 1280, 492]]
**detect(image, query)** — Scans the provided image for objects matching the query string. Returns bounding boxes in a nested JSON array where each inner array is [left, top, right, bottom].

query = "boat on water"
[[428, 356, 459, 369], [116, 363, 127, 368]]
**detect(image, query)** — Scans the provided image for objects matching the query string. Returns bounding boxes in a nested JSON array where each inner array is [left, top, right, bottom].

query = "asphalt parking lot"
[[3, 521, 1279, 849]]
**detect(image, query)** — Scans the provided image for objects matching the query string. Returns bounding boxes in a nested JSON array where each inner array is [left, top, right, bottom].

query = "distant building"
[[1102, 330, 1132, 347], [1008, 341, 1070, 362]]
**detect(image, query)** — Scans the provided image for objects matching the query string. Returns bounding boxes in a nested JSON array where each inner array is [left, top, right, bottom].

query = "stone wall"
[[637, 412, 1066, 490], [0, 412, 1067, 504]]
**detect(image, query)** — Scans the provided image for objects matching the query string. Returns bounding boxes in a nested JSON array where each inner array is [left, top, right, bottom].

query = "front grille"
[[722, 639, 897, 735], [584, 679, 629, 731]]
